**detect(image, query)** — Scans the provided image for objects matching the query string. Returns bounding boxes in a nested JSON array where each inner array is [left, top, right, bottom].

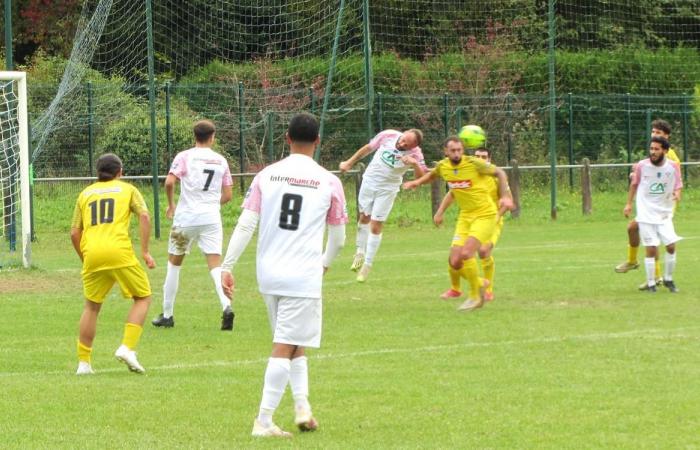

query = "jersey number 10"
[[88, 198, 115, 225]]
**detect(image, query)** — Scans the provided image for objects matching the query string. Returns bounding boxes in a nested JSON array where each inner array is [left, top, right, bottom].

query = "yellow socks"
[[459, 258, 481, 299], [77, 340, 92, 363], [482, 256, 495, 293], [122, 323, 144, 350], [449, 265, 462, 292], [628, 246, 638, 265]]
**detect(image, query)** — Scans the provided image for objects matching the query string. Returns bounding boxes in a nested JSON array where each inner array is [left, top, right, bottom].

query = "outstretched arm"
[[339, 144, 374, 173], [493, 168, 514, 215], [402, 170, 437, 190]]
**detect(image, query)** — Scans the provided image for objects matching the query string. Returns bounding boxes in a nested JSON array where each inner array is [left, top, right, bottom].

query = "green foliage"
[[95, 98, 197, 175]]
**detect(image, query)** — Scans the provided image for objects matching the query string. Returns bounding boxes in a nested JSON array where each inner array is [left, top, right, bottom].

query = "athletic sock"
[[644, 257, 656, 287], [162, 262, 181, 318], [290, 356, 311, 411], [258, 357, 291, 426], [448, 264, 462, 292], [122, 323, 143, 350], [664, 252, 676, 281], [364, 233, 383, 266], [356, 223, 369, 255], [654, 257, 662, 280], [628, 246, 639, 265], [77, 340, 92, 363], [209, 266, 231, 310], [460, 257, 480, 299], [482, 256, 495, 292]]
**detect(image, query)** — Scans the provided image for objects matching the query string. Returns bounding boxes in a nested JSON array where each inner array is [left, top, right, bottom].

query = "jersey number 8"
[[279, 193, 302, 231]]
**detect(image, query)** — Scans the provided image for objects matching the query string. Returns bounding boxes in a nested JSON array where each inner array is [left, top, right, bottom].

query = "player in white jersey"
[[339, 129, 426, 282], [152, 120, 235, 330], [623, 136, 682, 293], [221, 113, 348, 438]]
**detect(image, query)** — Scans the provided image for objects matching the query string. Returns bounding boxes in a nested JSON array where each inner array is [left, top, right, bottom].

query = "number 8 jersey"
[[169, 147, 233, 227], [71, 180, 148, 273], [243, 154, 348, 298]]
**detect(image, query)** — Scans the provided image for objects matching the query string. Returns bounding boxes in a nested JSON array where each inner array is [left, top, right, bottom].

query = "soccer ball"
[[458, 125, 486, 149]]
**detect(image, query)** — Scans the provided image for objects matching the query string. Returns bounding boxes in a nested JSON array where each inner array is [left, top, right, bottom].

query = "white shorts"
[[262, 294, 322, 348], [638, 220, 682, 247], [357, 184, 398, 222], [168, 223, 223, 256]]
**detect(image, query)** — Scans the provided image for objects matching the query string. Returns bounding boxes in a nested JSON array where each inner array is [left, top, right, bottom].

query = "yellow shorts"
[[487, 217, 504, 246], [82, 264, 152, 303], [451, 215, 497, 247]]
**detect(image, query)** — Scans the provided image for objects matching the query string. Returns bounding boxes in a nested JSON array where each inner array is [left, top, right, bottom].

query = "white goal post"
[[0, 71, 31, 268]]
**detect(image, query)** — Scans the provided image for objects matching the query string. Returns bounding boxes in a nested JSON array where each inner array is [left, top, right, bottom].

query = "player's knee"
[[627, 221, 639, 234], [369, 221, 383, 234]]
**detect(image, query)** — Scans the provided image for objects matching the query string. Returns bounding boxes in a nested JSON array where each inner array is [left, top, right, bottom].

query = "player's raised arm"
[[339, 144, 373, 173], [402, 169, 437, 190]]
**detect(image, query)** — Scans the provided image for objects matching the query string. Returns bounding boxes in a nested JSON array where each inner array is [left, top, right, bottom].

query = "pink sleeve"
[[631, 162, 642, 187], [222, 162, 234, 187], [169, 151, 187, 178], [368, 130, 398, 150], [326, 176, 349, 225], [410, 147, 428, 171], [242, 174, 262, 213], [673, 163, 683, 190]]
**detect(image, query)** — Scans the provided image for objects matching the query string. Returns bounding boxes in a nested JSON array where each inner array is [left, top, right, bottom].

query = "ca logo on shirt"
[[380, 150, 401, 168], [649, 182, 665, 194]]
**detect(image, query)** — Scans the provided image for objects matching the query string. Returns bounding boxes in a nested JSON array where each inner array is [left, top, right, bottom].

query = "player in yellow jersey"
[[433, 147, 508, 302], [614, 119, 681, 289], [403, 137, 513, 312], [70, 153, 156, 375]]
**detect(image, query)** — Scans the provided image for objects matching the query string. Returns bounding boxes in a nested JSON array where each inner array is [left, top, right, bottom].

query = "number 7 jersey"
[[169, 147, 233, 227], [243, 154, 349, 298]]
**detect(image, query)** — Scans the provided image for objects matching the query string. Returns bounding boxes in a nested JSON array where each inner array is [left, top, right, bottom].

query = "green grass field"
[[2, 189, 700, 448]]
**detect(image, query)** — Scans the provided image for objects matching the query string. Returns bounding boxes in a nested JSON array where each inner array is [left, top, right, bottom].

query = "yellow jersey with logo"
[[71, 180, 148, 273], [432, 155, 497, 218]]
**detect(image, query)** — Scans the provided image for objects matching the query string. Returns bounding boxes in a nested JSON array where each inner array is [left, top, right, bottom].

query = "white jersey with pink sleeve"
[[633, 158, 682, 224], [170, 147, 233, 227], [243, 153, 348, 298], [361, 129, 426, 192]]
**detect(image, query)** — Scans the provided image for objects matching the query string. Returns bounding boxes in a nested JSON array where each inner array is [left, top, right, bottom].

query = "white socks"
[[356, 223, 369, 255], [664, 252, 676, 280], [162, 262, 181, 318], [209, 266, 231, 310], [290, 356, 311, 411], [364, 233, 383, 266], [644, 257, 656, 287], [258, 357, 291, 427]]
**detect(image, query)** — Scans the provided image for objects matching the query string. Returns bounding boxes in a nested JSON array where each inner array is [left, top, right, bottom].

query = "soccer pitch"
[[2, 190, 700, 448]]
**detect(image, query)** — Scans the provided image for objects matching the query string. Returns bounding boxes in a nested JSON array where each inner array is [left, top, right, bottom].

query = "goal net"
[[0, 72, 31, 269]]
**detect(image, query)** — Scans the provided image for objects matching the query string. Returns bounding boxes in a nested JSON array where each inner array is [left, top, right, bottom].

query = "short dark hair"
[[406, 129, 423, 146], [651, 135, 670, 150], [651, 119, 671, 136], [96, 153, 123, 181], [288, 113, 319, 143], [194, 120, 216, 143], [442, 136, 462, 148], [474, 147, 491, 156]]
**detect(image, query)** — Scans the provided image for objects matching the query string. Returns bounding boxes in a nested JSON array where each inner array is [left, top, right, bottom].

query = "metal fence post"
[[87, 81, 94, 177], [509, 159, 520, 219], [165, 82, 172, 165], [238, 81, 245, 193], [581, 157, 592, 215], [683, 93, 689, 185], [567, 92, 574, 190], [443, 93, 449, 137], [645, 108, 652, 152]]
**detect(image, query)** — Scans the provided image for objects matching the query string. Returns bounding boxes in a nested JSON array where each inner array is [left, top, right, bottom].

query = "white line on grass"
[[2, 326, 698, 378]]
